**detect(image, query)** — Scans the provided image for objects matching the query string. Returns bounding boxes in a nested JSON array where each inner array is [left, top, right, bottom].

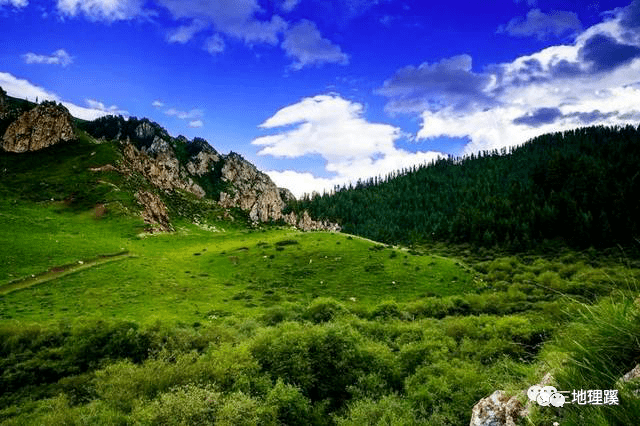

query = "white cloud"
[[0, 0, 28, 8], [22, 49, 73, 67], [165, 107, 203, 120], [204, 34, 225, 54], [166, 19, 208, 44], [375, 6, 640, 157], [151, 100, 164, 108], [0, 71, 126, 121], [252, 94, 441, 197], [282, 20, 349, 70], [85, 99, 128, 115], [56, 0, 146, 21], [157, 0, 287, 45], [498, 9, 582, 40], [188, 119, 203, 128]]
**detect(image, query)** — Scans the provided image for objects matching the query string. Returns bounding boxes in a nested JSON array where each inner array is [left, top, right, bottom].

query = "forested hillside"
[[292, 125, 640, 249]]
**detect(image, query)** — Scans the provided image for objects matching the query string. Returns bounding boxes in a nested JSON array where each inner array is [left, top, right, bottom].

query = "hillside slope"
[[294, 125, 640, 249], [0, 86, 337, 233]]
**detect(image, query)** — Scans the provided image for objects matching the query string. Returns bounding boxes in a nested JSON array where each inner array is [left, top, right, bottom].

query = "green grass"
[[0, 206, 474, 323], [2, 138, 640, 425]]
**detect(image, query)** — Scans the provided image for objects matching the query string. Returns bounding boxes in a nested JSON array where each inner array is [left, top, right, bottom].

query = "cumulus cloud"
[[252, 94, 441, 197], [282, 20, 349, 70], [56, 0, 146, 22], [498, 9, 582, 40], [579, 33, 640, 72], [157, 0, 286, 45], [0, 72, 126, 121], [151, 100, 164, 108], [282, 19, 349, 70], [0, 0, 28, 8], [377, 55, 495, 114], [375, 6, 640, 157], [188, 120, 203, 128], [22, 49, 73, 66]]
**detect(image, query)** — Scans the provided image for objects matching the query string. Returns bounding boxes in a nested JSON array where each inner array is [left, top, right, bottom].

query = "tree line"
[[291, 125, 640, 249]]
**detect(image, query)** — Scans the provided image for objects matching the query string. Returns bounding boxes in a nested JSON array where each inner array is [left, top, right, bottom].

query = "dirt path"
[[0, 251, 135, 295]]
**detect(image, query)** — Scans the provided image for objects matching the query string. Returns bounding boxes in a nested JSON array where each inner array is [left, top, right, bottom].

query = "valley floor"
[[1, 201, 639, 425]]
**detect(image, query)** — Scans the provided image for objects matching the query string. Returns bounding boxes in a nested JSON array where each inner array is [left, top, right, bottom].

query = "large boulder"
[[1, 101, 74, 152]]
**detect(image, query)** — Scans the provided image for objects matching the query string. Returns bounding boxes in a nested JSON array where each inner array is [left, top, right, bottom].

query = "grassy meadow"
[[1, 139, 640, 425]]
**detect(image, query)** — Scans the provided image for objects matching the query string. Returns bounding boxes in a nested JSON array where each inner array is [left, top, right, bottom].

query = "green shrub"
[[305, 298, 348, 323], [132, 384, 221, 425], [335, 394, 417, 426], [406, 359, 491, 425]]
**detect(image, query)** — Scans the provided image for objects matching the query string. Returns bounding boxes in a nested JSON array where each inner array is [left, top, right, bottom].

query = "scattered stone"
[[1, 101, 74, 152]]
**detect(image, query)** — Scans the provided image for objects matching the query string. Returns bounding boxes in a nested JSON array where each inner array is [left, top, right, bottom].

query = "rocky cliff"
[[121, 133, 207, 199], [0, 90, 338, 232], [1, 101, 74, 153]]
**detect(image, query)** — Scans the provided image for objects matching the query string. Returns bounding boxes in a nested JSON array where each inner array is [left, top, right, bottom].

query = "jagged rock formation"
[[218, 152, 289, 223], [0, 105, 338, 231], [1, 101, 74, 152], [120, 129, 206, 199], [186, 142, 220, 176], [135, 190, 173, 232]]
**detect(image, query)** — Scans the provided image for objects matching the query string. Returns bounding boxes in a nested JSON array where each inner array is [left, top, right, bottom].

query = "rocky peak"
[[121, 139, 206, 199], [218, 152, 287, 222], [1, 101, 74, 153], [135, 121, 155, 142]]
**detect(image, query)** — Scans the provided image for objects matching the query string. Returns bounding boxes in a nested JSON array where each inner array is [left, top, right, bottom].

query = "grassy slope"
[[1, 136, 640, 425], [0, 208, 473, 323]]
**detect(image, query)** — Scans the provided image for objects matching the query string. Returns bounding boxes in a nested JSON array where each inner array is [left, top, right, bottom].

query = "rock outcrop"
[[135, 190, 173, 232], [120, 131, 206, 198], [186, 146, 220, 176], [218, 152, 288, 223], [470, 390, 526, 426], [1, 101, 74, 152]]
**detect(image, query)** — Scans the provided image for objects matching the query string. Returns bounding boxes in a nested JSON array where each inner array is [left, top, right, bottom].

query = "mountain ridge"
[[0, 86, 339, 233]]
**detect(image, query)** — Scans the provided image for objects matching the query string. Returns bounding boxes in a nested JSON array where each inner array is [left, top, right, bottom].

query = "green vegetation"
[[1, 122, 640, 425], [293, 125, 640, 249], [1, 197, 639, 424]]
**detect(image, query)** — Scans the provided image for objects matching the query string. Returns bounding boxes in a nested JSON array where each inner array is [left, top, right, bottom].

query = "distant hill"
[[0, 86, 337, 232], [292, 125, 640, 249]]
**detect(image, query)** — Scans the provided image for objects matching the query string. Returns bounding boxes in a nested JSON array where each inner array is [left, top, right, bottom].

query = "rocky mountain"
[[0, 86, 339, 232], [1, 101, 74, 153]]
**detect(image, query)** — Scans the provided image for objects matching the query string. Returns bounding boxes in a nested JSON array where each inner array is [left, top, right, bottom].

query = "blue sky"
[[1, 0, 640, 196]]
